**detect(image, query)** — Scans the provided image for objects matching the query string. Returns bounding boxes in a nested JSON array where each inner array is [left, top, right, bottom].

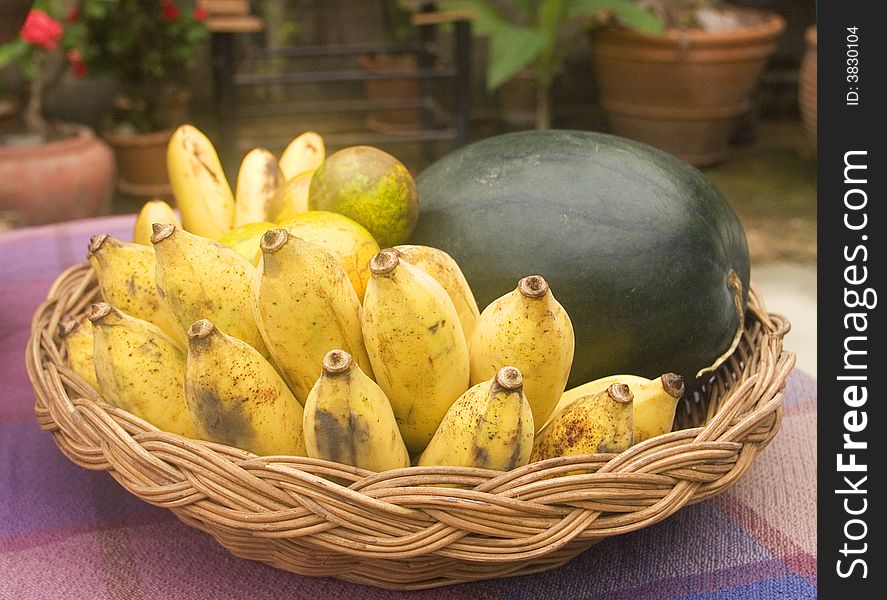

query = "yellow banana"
[[133, 199, 181, 245], [87, 233, 184, 347], [234, 148, 284, 227], [549, 373, 685, 443], [252, 229, 372, 402], [531, 383, 634, 461], [304, 349, 410, 471], [272, 170, 313, 222], [361, 249, 470, 454], [217, 221, 276, 265], [184, 319, 306, 456], [58, 316, 99, 392], [167, 124, 234, 239], [469, 275, 574, 429], [88, 303, 197, 438], [279, 131, 325, 180], [418, 366, 534, 471], [394, 244, 480, 341], [151, 224, 268, 357]]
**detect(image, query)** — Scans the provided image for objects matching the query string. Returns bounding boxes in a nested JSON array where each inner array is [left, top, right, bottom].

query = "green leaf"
[[0, 39, 29, 70], [487, 27, 546, 91], [436, 0, 510, 36], [567, 0, 664, 34], [512, 0, 537, 21]]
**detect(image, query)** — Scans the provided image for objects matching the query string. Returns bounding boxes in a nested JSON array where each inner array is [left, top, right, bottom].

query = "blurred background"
[[1, 0, 816, 374]]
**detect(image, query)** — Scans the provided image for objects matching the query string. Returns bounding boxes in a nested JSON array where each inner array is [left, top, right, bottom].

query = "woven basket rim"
[[26, 263, 796, 590]]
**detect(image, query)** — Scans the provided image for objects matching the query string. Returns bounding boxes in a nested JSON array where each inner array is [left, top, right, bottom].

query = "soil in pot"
[[0, 122, 115, 226], [589, 8, 785, 166]]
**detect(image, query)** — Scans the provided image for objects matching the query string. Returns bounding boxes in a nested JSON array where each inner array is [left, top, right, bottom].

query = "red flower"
[[161, 2, 181, 21], [66, 6, 80, 24], [20, 9, 64, 51], [193, 7, 208, 22], [67, 49, 88, 78]]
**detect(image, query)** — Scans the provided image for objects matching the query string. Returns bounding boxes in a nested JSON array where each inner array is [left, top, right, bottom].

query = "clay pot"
[[589, 11, 785, 166], [0, 124, 115, 226], [102, 129, 173, 198], [358, 53, 422, 133], [799, 25, 816, 150]]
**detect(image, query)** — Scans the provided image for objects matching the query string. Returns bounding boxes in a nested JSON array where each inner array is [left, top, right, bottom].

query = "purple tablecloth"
[[0, 216, 817, 599]]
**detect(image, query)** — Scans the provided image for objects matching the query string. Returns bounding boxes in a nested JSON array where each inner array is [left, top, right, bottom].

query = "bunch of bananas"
[[61, 125, 686, 473]]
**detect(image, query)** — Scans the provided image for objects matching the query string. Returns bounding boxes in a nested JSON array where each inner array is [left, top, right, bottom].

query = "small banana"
[[217, 221, 276, 265], [253, 229, 372, 402], [184, 319, 306, 456], [133, 200, 181, 245], [278, 131, 325, 180], [87, 234, 184, 347], [234, 148, 284, 227], [152, 224, 268, 357], [272, 170, 313, 222], [304, 349, 410, 471], [418, 366, 534, 471], [361, 249, 470, 454], [550, 373, 685, 443], [88, 303, 197, 438], [469, 275, 574, 429], [58, 316, 99, 392], [394, 245, 480, 342], [167, 125, 235, 239], [531, 383, 634, 462]]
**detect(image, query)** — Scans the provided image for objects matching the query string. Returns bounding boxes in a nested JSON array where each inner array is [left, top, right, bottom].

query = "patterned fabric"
[[0, 217, 817, 599]]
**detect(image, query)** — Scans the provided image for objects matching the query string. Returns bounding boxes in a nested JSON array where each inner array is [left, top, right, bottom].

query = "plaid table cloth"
[[0, 216, 817, 599]]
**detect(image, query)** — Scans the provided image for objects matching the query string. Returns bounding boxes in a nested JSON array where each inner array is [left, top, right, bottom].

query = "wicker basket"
[[27, 263, 795, 590]]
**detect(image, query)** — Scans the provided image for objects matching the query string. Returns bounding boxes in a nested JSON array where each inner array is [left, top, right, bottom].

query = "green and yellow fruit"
[[469, 275, 574, 429], [394, 244, 479, 342], [361, 249, 469, 453], [278, 210, 379, 299], [152, 224, 268, 356], [184, 319, 306, 456], [531, 383, 634, 462], [88, 303, 197, 438], [252, 229, 372, 402], [167, 124, 235, 239], [133, 200, 181, 246], [418, 366, 534, 471], [308, 146, 418, 248], [304, 350, 410, 471]]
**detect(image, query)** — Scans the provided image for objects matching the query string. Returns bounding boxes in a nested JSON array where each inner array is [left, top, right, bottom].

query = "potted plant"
[[0, 1, 115, 226], [69, 0, 209, 196], [588, 0, 785, 165], [438, 0, 663, 130]]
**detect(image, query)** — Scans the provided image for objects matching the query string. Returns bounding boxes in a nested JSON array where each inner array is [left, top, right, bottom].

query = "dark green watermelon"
[[412, 130, 749, 390]]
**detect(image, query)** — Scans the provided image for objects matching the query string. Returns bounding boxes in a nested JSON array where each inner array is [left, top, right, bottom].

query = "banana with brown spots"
[[361, 249, 470, 454], [469, 275, 574, 430], [531, 383, 634, 461], [252, 229, 372, 403], [58, 316, 99, 392], [184, 319, 306, 456], [88, 303, 198, 438], [303, 350, 409, 471], [234, 148, 284, 226], [418, 367, 534, 470], [133, 199, 181, 246]]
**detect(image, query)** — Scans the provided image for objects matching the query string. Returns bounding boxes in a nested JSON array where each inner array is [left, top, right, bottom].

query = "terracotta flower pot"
[[358, 53, 422, 133], [0, 124, 115, 226], [589, 11, 785, 166], [102, 129, 174, 198], [799, 25, 816, 150]]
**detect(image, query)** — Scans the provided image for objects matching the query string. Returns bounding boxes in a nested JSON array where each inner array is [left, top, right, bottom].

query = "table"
[[0, 216, 817, 599]]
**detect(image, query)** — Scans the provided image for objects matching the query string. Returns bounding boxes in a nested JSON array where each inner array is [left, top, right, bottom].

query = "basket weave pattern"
[[27, 264, 795, 590]]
